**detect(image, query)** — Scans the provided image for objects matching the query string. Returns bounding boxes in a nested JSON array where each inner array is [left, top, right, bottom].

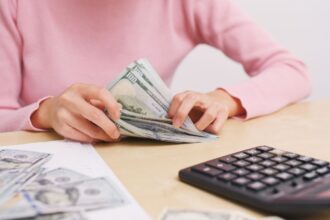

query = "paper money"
[[0, 176, 128, 219], [159, 209, 286, 220], [24, 212, 87, 220], [0, 148, 128, 220], [107, 59, 218, 143], [26, 168, 89, 188], [0, 149, 51, 204]]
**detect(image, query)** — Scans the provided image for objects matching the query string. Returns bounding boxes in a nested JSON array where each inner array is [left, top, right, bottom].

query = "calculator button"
[[270, 188, 280, 195], [246, 156, 262, 163], [256, 146, 273, 152], [261, 168, 278, 176], [285, 160, 302, 167], [274, 164, 290, 171], [233, 168, 250, 176], [276, 172, 293, 181], [247, 182, 266, 191], [219, 156, 237, 163], [233, 160, 251, 167], [245, 149, 262, 156], [303, 172, 318, 181], [288, 168, 305, 176], [311, 160, 329, 167], [192, 165, 223, 177], [232, 177, 251, 186], [297, 156, 313, 162], [258, 153, 275, 159], [233, 152, 249, 159], [247, 173, 265, 181], [217, 173, 237, 182], [282, 152, 299, 159], [259, 160, 276, 167], [300, 163, 317, 171], [316, 167, 329, 175], [247, 164, 264, 172], [290, 181, 299, 187], [262, 177, 279, 186], [271, 156, 288, 163], [207, 161, 236, 172]]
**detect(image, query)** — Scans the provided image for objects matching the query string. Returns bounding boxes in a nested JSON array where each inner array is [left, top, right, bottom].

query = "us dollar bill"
[[159, 209, 286, 220], [0, 149, 52, 204], [107, 59, 218, 143], [26, 168, 89, 189], [0, 177, 128, 219], [23, 211, 87, 220]]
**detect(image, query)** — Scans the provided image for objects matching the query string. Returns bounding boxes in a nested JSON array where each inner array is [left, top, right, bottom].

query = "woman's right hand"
[[31, 83, 122, 143]]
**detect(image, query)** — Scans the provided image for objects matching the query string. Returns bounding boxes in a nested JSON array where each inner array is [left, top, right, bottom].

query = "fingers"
[[72, 84, 121, 120], [168, 91, 190, 118], [89, 99, 105, 110], [171, 93, 200, 128], [70, 97, 120, 139], [57, 124, 95, 143], [168, 90, 230, 134], [205, 106, 229, 134], [195, 104, 219, 131], [66, 113, 115, 142]]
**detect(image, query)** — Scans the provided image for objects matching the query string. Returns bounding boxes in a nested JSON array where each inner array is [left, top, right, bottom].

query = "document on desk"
[[0, 140, 150, 220]]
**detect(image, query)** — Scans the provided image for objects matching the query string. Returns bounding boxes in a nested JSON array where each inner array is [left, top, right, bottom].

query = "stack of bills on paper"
[[107, 59, 218, 143], [0, 149, 128, 220], [159, 209, 285, 220]]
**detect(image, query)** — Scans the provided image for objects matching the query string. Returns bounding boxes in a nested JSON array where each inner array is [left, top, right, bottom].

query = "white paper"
[[0, 140, 150, 220]]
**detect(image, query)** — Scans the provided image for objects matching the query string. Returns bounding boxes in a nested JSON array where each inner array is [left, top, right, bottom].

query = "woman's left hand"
[[168, 89, 245, 134]]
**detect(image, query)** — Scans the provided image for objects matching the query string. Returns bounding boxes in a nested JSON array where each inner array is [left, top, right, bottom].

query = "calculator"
[[179, 146, 330, 216]]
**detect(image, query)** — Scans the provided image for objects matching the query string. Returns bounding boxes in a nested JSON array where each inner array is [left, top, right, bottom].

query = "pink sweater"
[[0, 0, 311, 132]]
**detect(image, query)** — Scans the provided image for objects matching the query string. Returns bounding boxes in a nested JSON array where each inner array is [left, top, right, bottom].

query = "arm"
[[168, 0, 311, 133], [190, 0, 311, 119], [0, 0, 47, 132], [0, 1, 122, 142]]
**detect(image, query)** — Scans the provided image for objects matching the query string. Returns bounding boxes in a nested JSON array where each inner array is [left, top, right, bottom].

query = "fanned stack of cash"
[[160, 209, 286, 220], [107, 59, 218, 143], [0, 149, 127, 220]]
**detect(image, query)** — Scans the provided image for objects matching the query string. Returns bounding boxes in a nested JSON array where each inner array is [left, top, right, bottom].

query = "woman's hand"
[[168, 89, 245, 134], [31, 83, 122, 143]]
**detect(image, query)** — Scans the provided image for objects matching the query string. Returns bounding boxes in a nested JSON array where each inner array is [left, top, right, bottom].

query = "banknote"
[[26, 168, 89, 189], [0, 177, 128, 219], [159, 210, 286, 220], [0, 149, 52, 204], [23, 211, 87, 220], [107, 59, 218, 143]]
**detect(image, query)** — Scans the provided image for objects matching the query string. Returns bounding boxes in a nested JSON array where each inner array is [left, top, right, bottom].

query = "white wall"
[[171, 0, 330, 100]]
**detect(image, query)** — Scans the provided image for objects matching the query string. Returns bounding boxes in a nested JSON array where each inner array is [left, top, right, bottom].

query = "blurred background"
[[171, 0, 330, 99]]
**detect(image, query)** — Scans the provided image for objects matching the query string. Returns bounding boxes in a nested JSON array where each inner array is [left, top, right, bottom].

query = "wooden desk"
[[0, 101, 329, 219]]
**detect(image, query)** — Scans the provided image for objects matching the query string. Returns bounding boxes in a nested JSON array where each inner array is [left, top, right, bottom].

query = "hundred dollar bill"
[[107, 59, 218, 143], [123, 117, 217, 143], [0, 177, 128, 219], [0, 149, 52, 204], [159, 209, 286, 220], [24, 212, 88, 220], [27, 168, 89, 189]]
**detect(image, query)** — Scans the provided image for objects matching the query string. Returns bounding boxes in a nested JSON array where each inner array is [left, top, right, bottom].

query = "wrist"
[[207, 89, 245, 117], [31, 98, 53, 129]]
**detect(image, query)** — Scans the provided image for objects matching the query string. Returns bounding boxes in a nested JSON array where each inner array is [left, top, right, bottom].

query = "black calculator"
[[179, 146, 330, 216]]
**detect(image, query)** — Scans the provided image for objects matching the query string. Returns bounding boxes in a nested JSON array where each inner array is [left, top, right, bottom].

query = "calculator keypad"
[[190, 146, 330, 195]]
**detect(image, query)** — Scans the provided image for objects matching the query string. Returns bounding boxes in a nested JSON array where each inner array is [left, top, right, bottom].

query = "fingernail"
[[112, 130, 120, 139]]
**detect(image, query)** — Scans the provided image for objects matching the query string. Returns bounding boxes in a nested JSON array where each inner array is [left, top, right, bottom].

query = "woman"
[[0, 0, 311, 142]]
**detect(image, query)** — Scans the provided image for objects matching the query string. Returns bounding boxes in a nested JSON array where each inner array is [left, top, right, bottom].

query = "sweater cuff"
[[21, 96, 53, 131], [221, 81, 266, 120]]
